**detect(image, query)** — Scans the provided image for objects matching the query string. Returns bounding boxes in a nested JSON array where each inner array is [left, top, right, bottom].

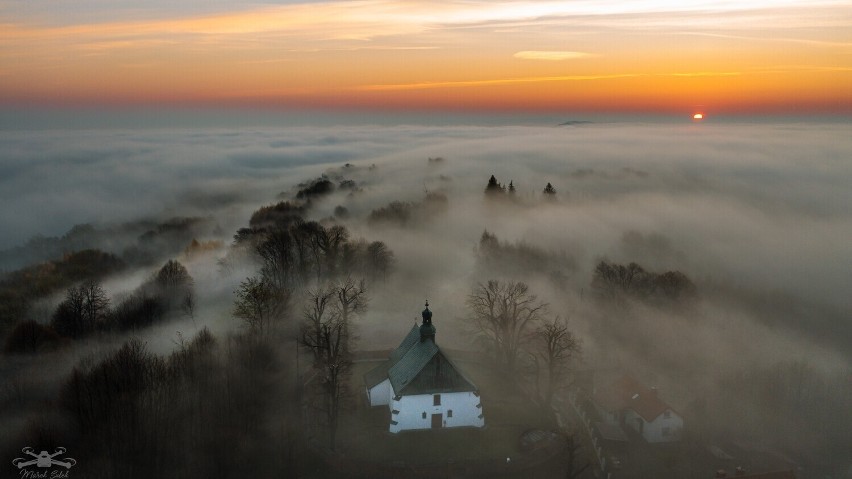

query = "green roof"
[[388, 339, 440, 393], [391, 346, 477, 395], [364, 360, 392, 389], [364, 325, 420, 388], [390, 325, 422, 362], [365, 323, 478, 396]]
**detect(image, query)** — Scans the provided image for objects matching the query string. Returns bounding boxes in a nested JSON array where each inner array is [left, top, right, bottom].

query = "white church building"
[[364, 302, 485, 433]]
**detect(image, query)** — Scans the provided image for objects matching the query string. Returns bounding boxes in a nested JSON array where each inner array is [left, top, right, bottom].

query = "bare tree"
[[80, 279, 110, 327], [182, 292, 196, 321], [52, 280, 109, 338], [299, 286, 350, 450], [233, 276, 288, 337], [304, 222, 329, 283], [320, 338, 347, 451], [154, 259, 194, 313], [53, 284, 86, 338], [300, 286, 338, 365], [653, 270, 697, 301], [324, 225, 349, 278], [256, 224, 353, 288], [529, 316, 581, 412], [4, 320, 61, 353], [289, 220, 315, 285], [466, 280, 547, 375], [590, 260, 650, 299], [256, 227, 295, 290], [591, 260, 695, 304], [156, 259, 192, 290], [366, 241, 394, 282], [340, 239, 366, 277], [332, 276, 368, 352]]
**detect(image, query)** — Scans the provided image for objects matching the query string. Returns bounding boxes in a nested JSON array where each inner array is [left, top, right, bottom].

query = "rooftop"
[[364, 310, 477, 396], [364, 325, 420, 388], [593, 374, 675, 422]]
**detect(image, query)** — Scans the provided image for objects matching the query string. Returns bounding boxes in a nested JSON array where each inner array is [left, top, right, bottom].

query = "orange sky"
[[2, 0, 851, 113]]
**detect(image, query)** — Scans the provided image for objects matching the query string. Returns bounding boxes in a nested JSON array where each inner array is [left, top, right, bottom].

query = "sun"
[[693, 113, 704, 120]]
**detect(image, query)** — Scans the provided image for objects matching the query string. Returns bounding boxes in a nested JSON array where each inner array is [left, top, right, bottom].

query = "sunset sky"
[[2, 0, 851, 113]]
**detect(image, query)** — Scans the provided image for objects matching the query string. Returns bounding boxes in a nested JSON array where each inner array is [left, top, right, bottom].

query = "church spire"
[[420, 300, 436, 342]]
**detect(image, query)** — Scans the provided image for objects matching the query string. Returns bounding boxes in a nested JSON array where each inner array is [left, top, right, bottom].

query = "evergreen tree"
[[485, 175, 504, 195]]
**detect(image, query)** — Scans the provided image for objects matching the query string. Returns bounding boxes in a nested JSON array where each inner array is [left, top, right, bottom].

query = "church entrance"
[[431, 413, 443, 428]]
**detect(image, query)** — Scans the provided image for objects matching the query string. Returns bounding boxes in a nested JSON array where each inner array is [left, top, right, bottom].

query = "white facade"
[[367, 371, 485, 433], [623, 408, 683, 443], [389, 391, 484, 434], [367, 378, 391, 407]]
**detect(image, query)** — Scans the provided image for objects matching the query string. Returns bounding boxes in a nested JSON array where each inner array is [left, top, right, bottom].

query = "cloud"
[[356, 73, 645, 91], [513, 50, 597, 61], [353, 70, 749, 91], [229, 148, 356, 169]]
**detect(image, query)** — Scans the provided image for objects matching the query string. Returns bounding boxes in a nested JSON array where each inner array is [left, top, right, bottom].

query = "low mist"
[[1, 115, 850, 477]]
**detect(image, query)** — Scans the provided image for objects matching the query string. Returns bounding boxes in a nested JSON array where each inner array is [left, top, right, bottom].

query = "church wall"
[[367, 378, 391, 407], [389, 391, 484, 434]]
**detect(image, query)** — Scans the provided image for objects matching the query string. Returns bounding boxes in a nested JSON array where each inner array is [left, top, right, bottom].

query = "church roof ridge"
[[365, 301, 477, 396]]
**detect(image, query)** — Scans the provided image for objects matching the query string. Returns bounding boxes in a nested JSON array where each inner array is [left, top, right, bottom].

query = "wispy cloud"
[[513, 51, 597, 61], [4, 0, 851, 44], [674, 31, 852, 48], [1, 0, 850, 108], [355, 71, 744, 91], [355, 74, 645, 91]]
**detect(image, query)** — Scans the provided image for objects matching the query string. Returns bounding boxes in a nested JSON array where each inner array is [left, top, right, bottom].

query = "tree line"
[[230, 198, 392, 452], [485, 174, 560, 200], [367, 192, 449, 227], [235, 202, 394, 289], [591, 260, 696, 304], [3, 177, 393, 475], [4, 259, 194, 353], [477, 230, 576, 287]]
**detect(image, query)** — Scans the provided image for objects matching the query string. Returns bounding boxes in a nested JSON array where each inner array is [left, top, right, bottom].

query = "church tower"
[[419, 301, 436, 342]]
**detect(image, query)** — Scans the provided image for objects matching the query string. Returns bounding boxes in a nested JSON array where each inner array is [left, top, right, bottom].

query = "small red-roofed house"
[[593, 375, 683, 442]]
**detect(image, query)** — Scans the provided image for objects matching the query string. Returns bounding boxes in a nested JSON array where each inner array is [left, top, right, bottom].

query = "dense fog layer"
[[2, 117, 850, 476], [2, 120, 850, 307]]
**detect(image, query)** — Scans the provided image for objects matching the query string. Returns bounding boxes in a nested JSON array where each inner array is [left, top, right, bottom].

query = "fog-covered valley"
[[1, 117, 850, 478]]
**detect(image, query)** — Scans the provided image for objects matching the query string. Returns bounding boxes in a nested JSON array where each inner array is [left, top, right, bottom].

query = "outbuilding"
[[592, 375, 683, 442]]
